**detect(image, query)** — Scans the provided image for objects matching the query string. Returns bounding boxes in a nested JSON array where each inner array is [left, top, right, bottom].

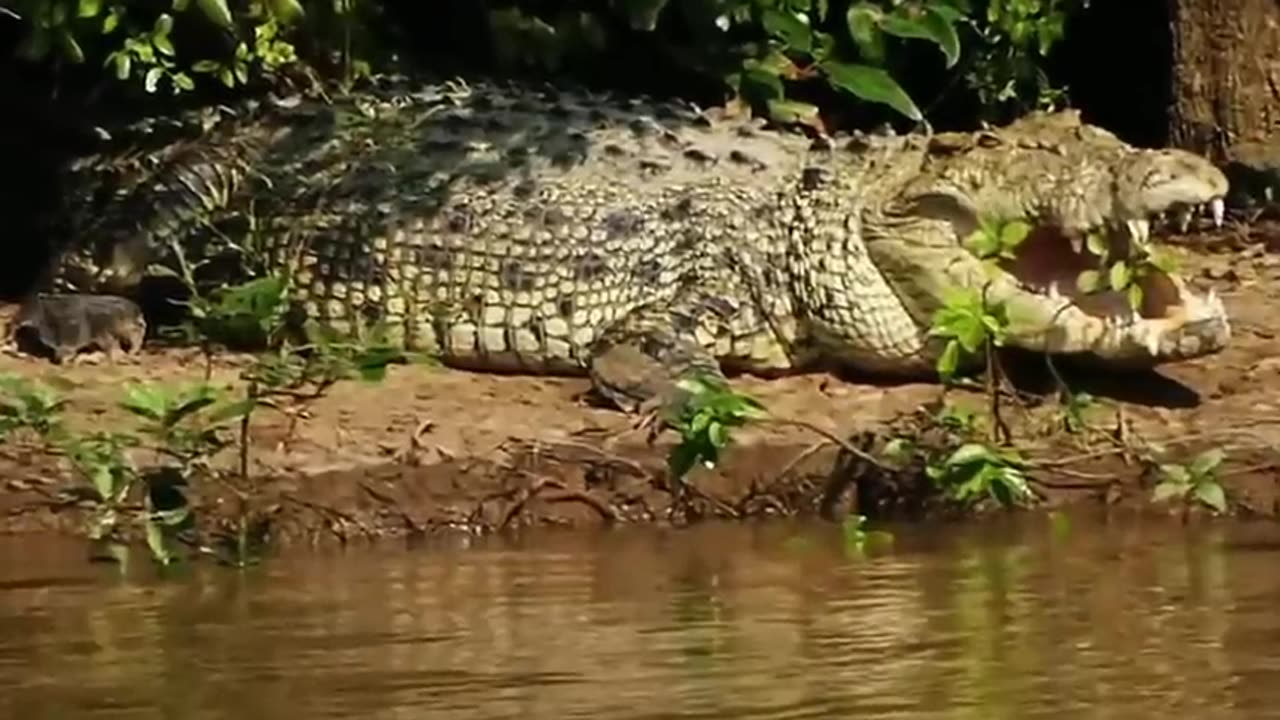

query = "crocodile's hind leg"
[[585, 286, 745, 418]]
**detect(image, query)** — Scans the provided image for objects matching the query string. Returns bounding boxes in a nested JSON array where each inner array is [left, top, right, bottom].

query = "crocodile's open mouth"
[[989, 201, 1229, 363]]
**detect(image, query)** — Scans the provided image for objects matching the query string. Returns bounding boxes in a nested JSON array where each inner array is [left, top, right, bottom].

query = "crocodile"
[[33, 76, 1232, 413]]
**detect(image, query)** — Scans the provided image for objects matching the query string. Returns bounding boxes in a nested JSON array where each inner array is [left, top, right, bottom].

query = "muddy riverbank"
[[2, 221, 1280, 547]]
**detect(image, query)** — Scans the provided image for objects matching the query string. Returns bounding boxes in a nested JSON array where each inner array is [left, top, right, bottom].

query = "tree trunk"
[[1167, 0, 1280, 162]]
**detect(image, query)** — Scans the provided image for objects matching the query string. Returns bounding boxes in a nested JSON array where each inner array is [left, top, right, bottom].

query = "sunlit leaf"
[[1189, 448, 1225, 477], [196, 0, 235, 29], [144, 67, 163, 92], [936, 338, 961, 378], [821, 61, 922, 121], [762, 8, 811, 53], [946, 442, 997, 468], [880, 6, 961, 68], [765, 99, 821, 126], [266, 0, 306, 24], [1152, 481, 1187, 504], [1075, 269, 1102, 294], [1109, 260, 1130, 290], [1193, 481, 1227, 513], [845, 2, 885, 63]]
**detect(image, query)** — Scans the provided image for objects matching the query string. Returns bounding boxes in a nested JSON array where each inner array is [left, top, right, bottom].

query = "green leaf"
[[164, 395, 219, 428], [1109, 260, 1131, 290], [936, 338, 961, 379], [78, 0, 103, 18], [742, 67, 786, 103], [762, 8, 812, 53], [172, 72, 195, 90], [1159, 463, 1191, 486], [667, 441, 701, 480], [1189, 448, 1225, 478], [88, 463, 116, 502], [113, 52, 132, 79], [152, 505, 191, 527], [1193, 481, 1227, 513], [154, 35, 175, 56], [144, 519, 175, 565], [1085, 232, 1108, 256], [196, 0, 235, 30], [989, 473, 1013, 506], [925, 1, 968, 23], [880, 7, 961, 69], [191, 59, 221, 73], [1148, 248, 1180, 273], [120, 385, 167, 421], [844, 3, 885, 63], [266, 0, 306, 24], [144, 66, 163, 93], [765, 99, 821, 125], [153, 12, 174, 36], [1152, 481, 1188, 504], [1075, 269, 1102, 294], [102, 10, 119, 33], [999, 219, 1031, 249], [946, 442, 997, 468], [821, 61, 922, 121], [57, 29, 85, 64], [174, 0, 191, 10], [1127, 283, 1144, 312]]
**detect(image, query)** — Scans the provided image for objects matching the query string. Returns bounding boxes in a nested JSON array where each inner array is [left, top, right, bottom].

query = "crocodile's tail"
[[38, 101, 282, 296]]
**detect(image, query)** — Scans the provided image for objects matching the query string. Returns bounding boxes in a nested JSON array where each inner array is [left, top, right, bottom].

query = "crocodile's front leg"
[[585, 285, 743, 417]]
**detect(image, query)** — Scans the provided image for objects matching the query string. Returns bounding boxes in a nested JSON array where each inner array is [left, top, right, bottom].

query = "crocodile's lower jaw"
[[1029, 282, 1230, 366]]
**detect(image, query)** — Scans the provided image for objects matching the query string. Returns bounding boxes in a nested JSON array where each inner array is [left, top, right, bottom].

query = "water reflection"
[[1, 515, 1279, 719]]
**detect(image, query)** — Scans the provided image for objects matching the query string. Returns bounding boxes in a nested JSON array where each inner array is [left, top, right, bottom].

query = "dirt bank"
[[2, 221, 1279, 548]]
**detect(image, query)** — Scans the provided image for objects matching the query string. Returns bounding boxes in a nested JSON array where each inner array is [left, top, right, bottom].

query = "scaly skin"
[[36, 76, 1232, 412]]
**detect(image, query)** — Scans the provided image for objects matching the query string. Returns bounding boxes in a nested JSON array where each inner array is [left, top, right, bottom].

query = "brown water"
[[2, 515, 1280, 719]]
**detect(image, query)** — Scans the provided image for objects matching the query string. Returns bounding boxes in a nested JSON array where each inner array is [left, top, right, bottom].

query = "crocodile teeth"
[[1176, 206, 1193, 233], [1047, 282, 1063, 300], [1210, 197, 1224, 228], [1069, 233, 1085, 255], [1126, 218, 1151, 246], [1145, 327, 1161, 356]]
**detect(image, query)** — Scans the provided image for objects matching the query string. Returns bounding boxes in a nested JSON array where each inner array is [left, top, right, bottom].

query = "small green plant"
[[928, 285, 1011, 383], [1075, 232, 1180, 315], [0, 266, 408, 568], [925, 439, 1030, 507], [665, 372, 767, 481], [931, 215, 1027, 384], [963, 215, 1032, 262], [962, 0, 1082, 120], [881, 402, 1032, 510], [0, 374, 68, 440], [1153, 448, 1228, 514]]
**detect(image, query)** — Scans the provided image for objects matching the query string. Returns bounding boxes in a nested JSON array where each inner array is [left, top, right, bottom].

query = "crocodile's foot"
[[586, 291, 734, 419], [10, 293, 147, 364]]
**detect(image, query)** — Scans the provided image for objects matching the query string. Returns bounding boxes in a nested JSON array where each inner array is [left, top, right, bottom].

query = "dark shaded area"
[[999, 348, 1205, 410], [1048, 0, 1173, 148]]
